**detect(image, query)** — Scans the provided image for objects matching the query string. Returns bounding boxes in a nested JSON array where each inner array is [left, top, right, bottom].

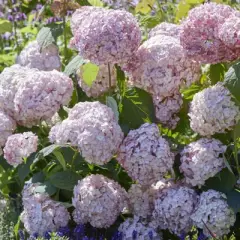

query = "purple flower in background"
[[18, 230, 25, 240], [111, 231, 123, 240], [57, 226, 71, 237], [36, 4, 43, 11], [44, 231, 51, 239], [46, 16, 62, 24]]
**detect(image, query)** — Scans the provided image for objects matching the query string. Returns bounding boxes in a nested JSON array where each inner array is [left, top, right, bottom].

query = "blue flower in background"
[[44, 230, 51, 240], [57, 226, 71, 237], [197, 232, 208, 240], [132, 230, 137, 239], [148, 230, 153, 240], [18, 230, 25, 240], [111, 231, 123, 240]]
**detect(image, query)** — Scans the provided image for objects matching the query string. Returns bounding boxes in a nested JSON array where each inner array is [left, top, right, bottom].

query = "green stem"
[[234, 137, 240, 177], [108, 63, 112, 89], [13, 22, 20, 54], [71, 150, 78, 170], [63, 16, 68, 65]]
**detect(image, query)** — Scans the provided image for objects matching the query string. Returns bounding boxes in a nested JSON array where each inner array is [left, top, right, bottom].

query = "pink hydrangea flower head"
[[180, 138, 227, 187], [191, 190, 235, 237], [149, 22, 182, 39], [13, 69, 73, 127], [72, 174, 128, 228], [16, 41, 61, 71], [49, 102, 123, 165], [218, 16, 240, 49], [153, 92, 183, 129], [180, 2, 240, 63], [153, 186, 198, 235], [3, 132, 38, 167], [21, 183, 70, 236], [123, 35, 200, 98], [0, 111, 16, 155], [70, 7, 141, 65], [117, 123, 174, 186], [189, 83, 240, 136]]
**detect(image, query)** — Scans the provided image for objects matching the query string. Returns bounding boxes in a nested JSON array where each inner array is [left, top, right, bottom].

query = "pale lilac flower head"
[[191, 190, 236, 238], [118, 216, 162, 240], [117, 123, 174, 186], [72, 174, 128, 228], [16, 41, 61, 71], [70, 7, 141, 65], [77, 64, 116, 98], [49, 102, 123, 165], [152, 186, 198, 235], [180, 138, 227, 187], [13, 70, 73, 127], [153, 92, 183, 129], [180, 2, 240, 63], [218, 16, 240, 49], [149, 22, 182, 39], [21, 183, 70, 236], [123, 35, 200, 98], [0, 111, 16, 155], [3, 132, 38, 167], [189, 84, 240, 136]]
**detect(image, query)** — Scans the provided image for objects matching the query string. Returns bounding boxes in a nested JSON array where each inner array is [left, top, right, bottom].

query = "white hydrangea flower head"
[[218, 16, 240, 49], [49, 102, 123, 165], [128, 180, 172, 219], [149, 22, 182, 39], [3, 132, 38, 167], [16, 41, 61, 71], [21, 183, 70, 236], [118, 216, 162, 240], [77, 64, 116, 98], [189, 84, 240, 136], [70, 6, 141, 65], [191, 190, 236, 238], [72, 174, 128, 228], [180, 138, 227, 187], [0, 111, 16, 155], [152, 186, 198, 235], [153, 92, 183, 129], [13, 70, 73, 127], [123, 35, 200, 98], [180, 2, 240, 63], [117, 123, 174, 186]]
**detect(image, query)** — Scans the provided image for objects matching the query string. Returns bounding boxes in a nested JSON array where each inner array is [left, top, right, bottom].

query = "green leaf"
[[49, 170, 82, 191], [34, 181, 57, 196], [181, 84, 202, 100], [17, 153, 36, 183], [88, 0, 103, 6], [37, 24, 63, 50], [0, 20, 12, 34], [209, 63, 226, 85], [203, 168, 237, 194], [14, 216, 21, 239], [223, 154, 234, 175], [106, 97, 119, 122], [135, 0, 156, 14], [53, 150, 66, 170], [227, 189, 240, 213], [64, 55, 86, 76], [140, 14, 162, 28], [224, 62, 240, 103], [80, 62, 99, 87], [29, 172, 45, 183], [58, 106, 68, 120], [116, 65, 126, 98], [120, 87, 155, 130], [76, 0, 91, 5]]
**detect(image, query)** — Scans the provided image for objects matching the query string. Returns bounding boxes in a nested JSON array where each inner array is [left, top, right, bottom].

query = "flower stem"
[[63, 16, 68, 65]]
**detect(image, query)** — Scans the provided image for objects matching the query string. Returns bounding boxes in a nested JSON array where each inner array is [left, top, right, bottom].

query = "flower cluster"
[[117, 123, 174, 186], [180, 138, 227, 187], [49, 101, 123, 165], [21, 183, 70, 236], [16, 41, 61, 71], [153, 92, 183, 129], [189, 84, 240, 136], [149, 22, 182, 39], [3, 132, 38, 167], [0, 111, 16, 155], [123, 35, 200, 99], [152, 186, 198, 235], [0, 65, 73, 127], [191, 190, 236, 238], [180, 2, 240, 63], [70, 6, 141, 65], [72, 174, 128, 228], [118, 217, 161, 240], [77, 64, 116, 98]]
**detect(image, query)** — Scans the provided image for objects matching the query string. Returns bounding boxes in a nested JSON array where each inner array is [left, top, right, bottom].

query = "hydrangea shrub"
[[1, 1, 240, 240]]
